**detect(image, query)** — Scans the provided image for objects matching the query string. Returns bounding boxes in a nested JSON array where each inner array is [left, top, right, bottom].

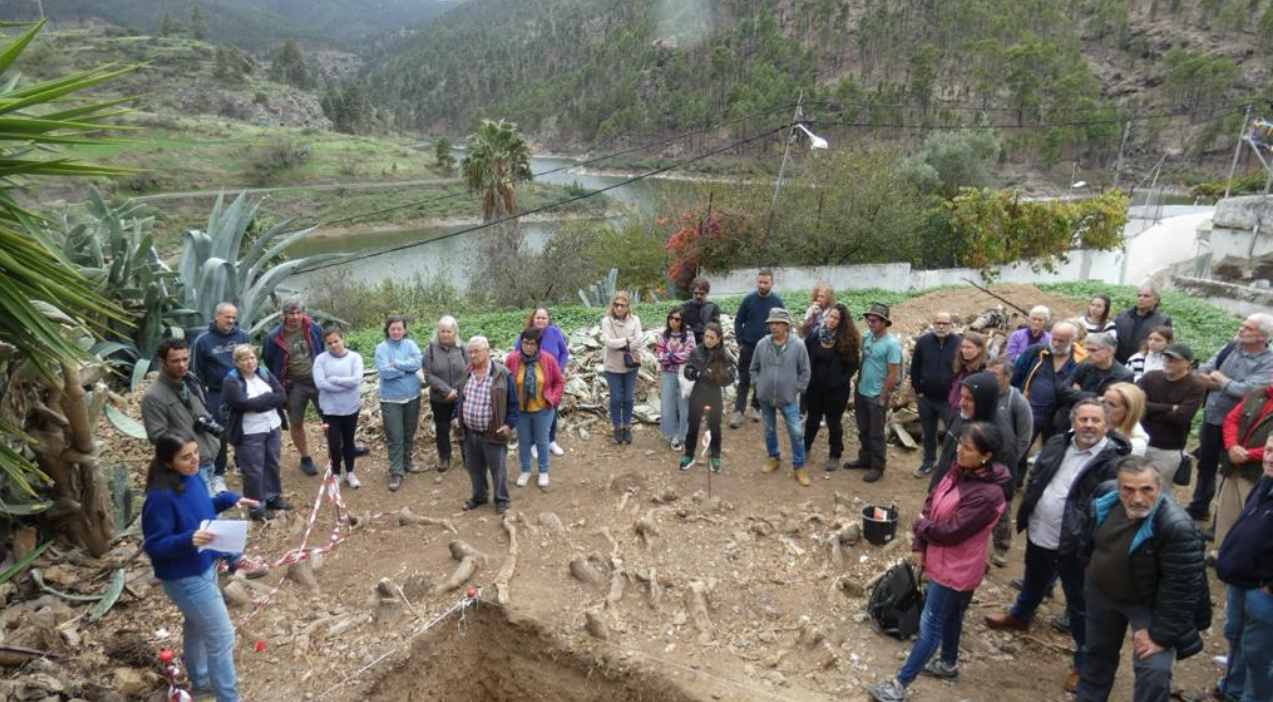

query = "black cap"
[[1162, 343, 1194, 362]]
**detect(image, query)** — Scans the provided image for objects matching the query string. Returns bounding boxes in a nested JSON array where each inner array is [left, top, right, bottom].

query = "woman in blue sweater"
[[143, 434, 258, 702], [375, 316, 423, 491], [515, 307, 570, 456]]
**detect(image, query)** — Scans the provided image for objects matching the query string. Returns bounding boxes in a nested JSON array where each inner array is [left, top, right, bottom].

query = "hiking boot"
[[549, 441, 565, 456], [921, 659, 959, 680], [299, 456, 318, 476], [406, 462, 423, 474], [266, 497, 293, 511], [709, 458, 721, 474], [864, 467, 884, 483], [843, 458, 870, 469], [984, 611, 1029, 632], [211, 476, 228, 494], [991, 550, 1009, 568], [867, 678, 908, 702], [729, 411, 743, 429], [612, 427, 623, 444], [913, 462, 934, 478], [1049, 614, 1070, 634], [824, 457, 839, 472], [248, 508, 274, 522], [516, 472, 531, 488], [761, 457, 780, 474], [463, 498, 488, 511], [794, 468, 811, 487], [679, 455, 693, 472], [438, 457, 451, 473], [345, 472, 362, 489], [495, 504, 509, 515], [388, 474, 403, 492], [622, 426, 632, 444]]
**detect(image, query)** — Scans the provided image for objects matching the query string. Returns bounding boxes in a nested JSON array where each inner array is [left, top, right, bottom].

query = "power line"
[[799, 96, 1257, 117], [320, 105, 796, 228], [301, 122, 790, 274], [805, 103, 1246, 131]]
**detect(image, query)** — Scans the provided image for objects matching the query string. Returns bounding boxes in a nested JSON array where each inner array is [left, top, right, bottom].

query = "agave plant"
[[179, 191, 348, 338]]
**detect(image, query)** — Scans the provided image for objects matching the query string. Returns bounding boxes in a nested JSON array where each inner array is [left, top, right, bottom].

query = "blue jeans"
[[897, 581, 974, 685], [605, 370, 637, 428], [760, 400, 805, 468], [1010, 539, 1087, 669], [1225, 585, 1273, 702], [517, 408, 554, 474], [198, 460, 215, 491], [660, 370, 689, 441], [161, 567, 238, 702]]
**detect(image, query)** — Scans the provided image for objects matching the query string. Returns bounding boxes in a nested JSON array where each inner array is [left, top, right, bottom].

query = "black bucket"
[[861, 505, 899, 546]]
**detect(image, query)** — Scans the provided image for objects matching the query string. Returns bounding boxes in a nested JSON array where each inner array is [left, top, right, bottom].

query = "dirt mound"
[[887, 283, 1087, 336]]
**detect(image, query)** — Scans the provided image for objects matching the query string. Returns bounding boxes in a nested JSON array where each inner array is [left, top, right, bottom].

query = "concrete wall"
[[1167, 276, 1273, 318], [1211, 195, 1273, 266]]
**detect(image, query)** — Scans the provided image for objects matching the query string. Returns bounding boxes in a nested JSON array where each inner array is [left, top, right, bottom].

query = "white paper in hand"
[[198, 519, 248, 553]]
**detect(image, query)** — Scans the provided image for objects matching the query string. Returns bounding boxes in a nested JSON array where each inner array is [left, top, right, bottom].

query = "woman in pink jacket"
[[505, 327, 565, 488], [869, 422, 1010, 702]]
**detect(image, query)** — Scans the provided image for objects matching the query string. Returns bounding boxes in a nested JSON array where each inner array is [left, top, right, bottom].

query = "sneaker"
[[266, 497, 293, 511], [794, 468, 811, 487], [761, 457, 780, 474], [248, 508, 274, 522], [496, 504, 509, 515], [622, 426, 632, 444], [864, 468, 884, 483], [537, 473, 549, 488], [749, 407, 761, 422], [516, 472, 531, 487], [670, 438, 683, 451], [679, 455, 693, 471], [406, 462, 423, 474], [388, 474, 403, 492], [612, 427, 623, 444], [211, 476, 228, 494], [549, 441, 565, 456], [232, 556, 270, 580], [729, 411, 743, 429], [462, 498, 488, 511], [531, 445, 538, 459], [709, 458, 721, 473], [991, 550, 1008, 568], [353, 446, 371, 457], [299, 456, 318, 476], [438, 457, 451, 473], [824, 457, 839, 472], [921, 659, 959, 680], [868, 678, 908, 702], [345, 472, 362, 489], [843, 458, 870, 469], [913, 463, 934, 478], [1049, 614, 1070, 634]]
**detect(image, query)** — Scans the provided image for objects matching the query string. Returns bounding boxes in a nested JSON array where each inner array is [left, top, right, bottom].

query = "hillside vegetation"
[[367, 0, 1272, 167]]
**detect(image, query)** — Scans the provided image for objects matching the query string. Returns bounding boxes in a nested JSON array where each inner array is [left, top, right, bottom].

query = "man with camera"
[[142, 337, 224, 487]]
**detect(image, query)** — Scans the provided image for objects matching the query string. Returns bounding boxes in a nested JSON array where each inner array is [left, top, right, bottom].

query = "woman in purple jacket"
[[869, 422, 1009, 702], [516, 307, 570, 456]]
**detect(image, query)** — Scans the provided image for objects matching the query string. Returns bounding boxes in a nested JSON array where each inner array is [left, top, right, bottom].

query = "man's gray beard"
[[1052, 343, 1072, 356]]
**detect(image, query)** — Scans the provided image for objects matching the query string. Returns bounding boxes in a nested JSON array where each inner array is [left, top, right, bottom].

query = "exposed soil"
[[2, 285, 1228, 702]]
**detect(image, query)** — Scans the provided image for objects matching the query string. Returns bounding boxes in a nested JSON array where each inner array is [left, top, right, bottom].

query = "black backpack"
[[867, 561, 924, 639]]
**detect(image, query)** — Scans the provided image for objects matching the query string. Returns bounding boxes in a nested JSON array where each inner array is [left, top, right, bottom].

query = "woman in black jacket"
[[222, 345, 289, 521], [680, 322, 736, 473], [805, 303, 861, 472]]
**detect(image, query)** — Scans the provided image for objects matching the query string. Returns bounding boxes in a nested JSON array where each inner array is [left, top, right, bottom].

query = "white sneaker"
[[516, 472, 531, 487], [549, 441, 565, 456], [537, 473, 550, 487], [211, 476, 228, 494], [530, 445, 538, 459], [345, 472, 361, 489]]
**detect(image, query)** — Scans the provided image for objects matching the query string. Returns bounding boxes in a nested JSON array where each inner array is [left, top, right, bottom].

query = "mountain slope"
[[366, 0, 1272, 163]]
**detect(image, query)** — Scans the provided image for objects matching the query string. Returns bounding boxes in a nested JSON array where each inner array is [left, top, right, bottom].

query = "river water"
[[289, 156, 682, 292]]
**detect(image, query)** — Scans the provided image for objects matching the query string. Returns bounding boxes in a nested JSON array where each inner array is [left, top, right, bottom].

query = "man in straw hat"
[[751, 308, 812, 486], [845, 303, 902, 483]]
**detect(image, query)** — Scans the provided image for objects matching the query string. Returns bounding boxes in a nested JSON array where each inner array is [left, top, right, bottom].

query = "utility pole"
[[1112, 121, 1132, 190], [761, 90, 805, 261], [1223, 104, 1253, 200], [34, 0, 45, 19]]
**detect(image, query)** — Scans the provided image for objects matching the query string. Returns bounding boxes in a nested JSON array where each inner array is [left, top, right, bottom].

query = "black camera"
[[193, 414, 225, 438]]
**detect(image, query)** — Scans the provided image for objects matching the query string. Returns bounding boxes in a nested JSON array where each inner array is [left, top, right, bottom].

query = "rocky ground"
[[0, 285, 1231, 702]]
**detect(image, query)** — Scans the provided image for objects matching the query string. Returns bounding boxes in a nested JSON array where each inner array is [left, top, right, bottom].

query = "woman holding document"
[[143, 434, 258, 702]]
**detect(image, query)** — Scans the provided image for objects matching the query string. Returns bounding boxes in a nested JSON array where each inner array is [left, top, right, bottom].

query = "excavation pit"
[[357, 604, 706, 702]]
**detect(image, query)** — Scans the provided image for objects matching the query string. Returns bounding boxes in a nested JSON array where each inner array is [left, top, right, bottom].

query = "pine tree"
[[158, 12, 181, 37], [270, 39, 310, 89], [434, 137, 455, 172], [189, 5, 206, 40]]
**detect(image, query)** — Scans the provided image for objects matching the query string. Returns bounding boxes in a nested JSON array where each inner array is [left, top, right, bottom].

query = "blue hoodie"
[[375, 337, 423, 401], [142, 473, 241, 580], [191, 321, 249, 393]]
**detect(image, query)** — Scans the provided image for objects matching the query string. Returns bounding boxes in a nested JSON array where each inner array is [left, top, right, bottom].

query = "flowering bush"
[[662, 207, 755, 296]]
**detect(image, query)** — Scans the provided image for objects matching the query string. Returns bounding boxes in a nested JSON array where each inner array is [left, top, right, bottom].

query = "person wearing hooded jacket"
[[985, 398, 1132, 694], [1075, 456, 1210, 702], [927, 372, 1018, 494], [191, 302, 249, 492], [867, 422, 1010, 702]]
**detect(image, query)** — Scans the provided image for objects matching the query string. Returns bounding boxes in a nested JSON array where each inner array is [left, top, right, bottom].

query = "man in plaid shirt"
[[453, 336, 519, 515]]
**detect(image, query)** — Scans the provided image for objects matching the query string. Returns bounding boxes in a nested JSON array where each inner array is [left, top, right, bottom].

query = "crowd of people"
[[137, 280, 1273, 702]]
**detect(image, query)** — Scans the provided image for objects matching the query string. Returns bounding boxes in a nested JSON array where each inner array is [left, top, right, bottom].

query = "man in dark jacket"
[[452, 336, 519, 515], [1056, 332, 1134, 427], [262, 297, 325, 476], [141, 338, 220, 486], [985, 398, 1132, 693], [678, 276, 721, 347], [731, 269, 784, 427], [191, 302, 249, 493], [1077, 456, 1209, 702], [911, 312, 960, 478], [1114, 286, 1173, 365], [1214, 434, 1273, 702]]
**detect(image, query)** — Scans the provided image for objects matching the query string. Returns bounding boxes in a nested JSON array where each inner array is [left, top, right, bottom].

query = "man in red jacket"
[[1217, 382, 1273, 547]]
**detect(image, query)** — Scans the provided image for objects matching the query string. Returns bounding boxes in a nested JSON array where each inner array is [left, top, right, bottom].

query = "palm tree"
[[0, 20, 138, 555], [461, 119, 532, 222]]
